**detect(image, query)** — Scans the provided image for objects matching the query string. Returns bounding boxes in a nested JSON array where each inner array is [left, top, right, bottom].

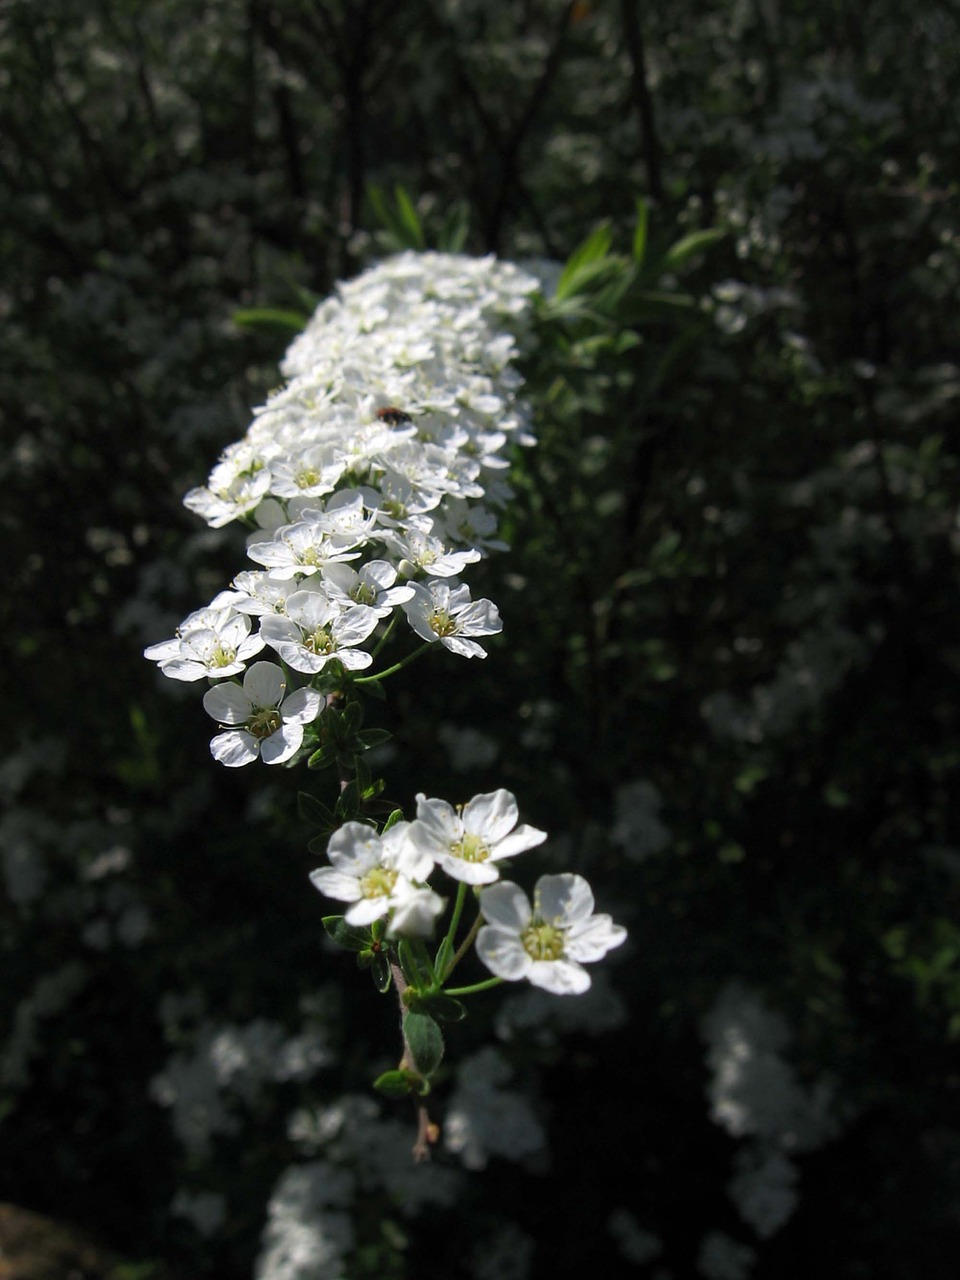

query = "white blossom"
[[407, 789, 546, 885], [477, 873, 626, 994], [202, 662, 321, 767], [402, 580, 502, 659], [309, 821, 437, 928]]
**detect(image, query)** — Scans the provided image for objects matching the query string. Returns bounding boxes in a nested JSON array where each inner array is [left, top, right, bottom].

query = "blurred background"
[[3, 1, 960, 1276]]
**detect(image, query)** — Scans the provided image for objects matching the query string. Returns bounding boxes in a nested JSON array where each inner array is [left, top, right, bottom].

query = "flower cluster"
[[310, 789, 626, 995], [145, 252, 541, 761]]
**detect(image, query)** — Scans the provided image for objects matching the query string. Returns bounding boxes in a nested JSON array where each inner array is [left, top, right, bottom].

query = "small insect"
[[375, 406, 412, 426]]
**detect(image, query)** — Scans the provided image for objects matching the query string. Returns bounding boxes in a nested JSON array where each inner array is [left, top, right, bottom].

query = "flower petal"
[[476, 926, 531, 980], [309, 867, 362, 902], [565, 914, 627, 962], [479, 881, 532, 931], [242, 660, 286, 707], [535, 873, 595, 927], [209, 729, 259, 767], [462, 789, 519, 844], [260, 722, 303, 764], [203, 683, 252, 725], [526, 958, 591, 995], [281, 687, 323, 725]]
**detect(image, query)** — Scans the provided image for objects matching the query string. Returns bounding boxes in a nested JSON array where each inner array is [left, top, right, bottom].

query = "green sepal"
[[373, 1069, 417, 1098], [402, 1011, 444, 1077], [356, 950, 374, 970], [371, 951, 392, 992], [408, 991, 467, 1023], [322, 916, 372, 953]]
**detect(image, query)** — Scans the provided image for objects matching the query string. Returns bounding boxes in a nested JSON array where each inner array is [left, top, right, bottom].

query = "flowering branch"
[[145, 250, 627, 1153]]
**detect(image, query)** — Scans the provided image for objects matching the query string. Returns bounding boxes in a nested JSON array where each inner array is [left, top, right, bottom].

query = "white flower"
[[202, 661, 321, 767], [386, 529, 482, 578], [320, 560, 415, 617], [309, 821, 438, 928], [407, 789, 546, 885], [476, 873, 626, 994], [402, 580, 501, 659], [153, 609, 265, 682], [247, 515, 362, 579], [259, 592, 378, 674]]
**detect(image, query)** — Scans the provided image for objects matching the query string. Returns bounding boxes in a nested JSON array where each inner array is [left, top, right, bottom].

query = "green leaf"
[[372, 951, 392, 992], [356, 728, 393, 750], [439, 201, 470, 252], [632, 198, 649, 266], [373, 1069, 417, 1098], [307, 743, 338, 771], [335, 780, 361, 820], [322, 916, 373, 952], [398, 939, 433, 990], [413, 992, 467, 1023], [232, 307, 310, 336], [660, 228, 725, 273], [555, 222, 614, 300], [402, 1011, 444, 1076], [381, 808, 406, 833], [394, 185, 426, 249], [342, 700, 363, 735], [298, 792, 336, 828]]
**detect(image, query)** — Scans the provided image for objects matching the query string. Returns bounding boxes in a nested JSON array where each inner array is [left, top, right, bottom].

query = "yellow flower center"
[[429, 608, 458, 638], [307, 627, 335, 655], [295, 465, 321, 489], [247, 708, 282, 740], [211, 643, 237, 668], [452, 833, 490, 863], [521, 922, 566, 962], [360, 866, 398, 899]]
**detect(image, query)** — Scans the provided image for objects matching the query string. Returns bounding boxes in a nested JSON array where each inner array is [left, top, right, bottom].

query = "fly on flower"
[[375, 406, 412, 426]]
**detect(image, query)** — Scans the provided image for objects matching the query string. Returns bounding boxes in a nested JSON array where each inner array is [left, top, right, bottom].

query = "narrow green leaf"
[[440, 201, 470, 252], [394, 185, 425, 249], [660, 228, 725, 273], [356, 728, 393, 750], [402, 1011, 444, 1076], [232, 307, 309, 336], [555, 222, 613, 300]]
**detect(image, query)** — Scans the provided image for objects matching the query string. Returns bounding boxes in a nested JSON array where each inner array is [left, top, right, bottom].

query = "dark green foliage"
[[3, 1, 960, 1277]]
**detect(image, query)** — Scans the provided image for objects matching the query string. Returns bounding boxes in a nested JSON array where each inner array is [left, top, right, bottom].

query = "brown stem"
[[390, 961, 439, 1162]]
